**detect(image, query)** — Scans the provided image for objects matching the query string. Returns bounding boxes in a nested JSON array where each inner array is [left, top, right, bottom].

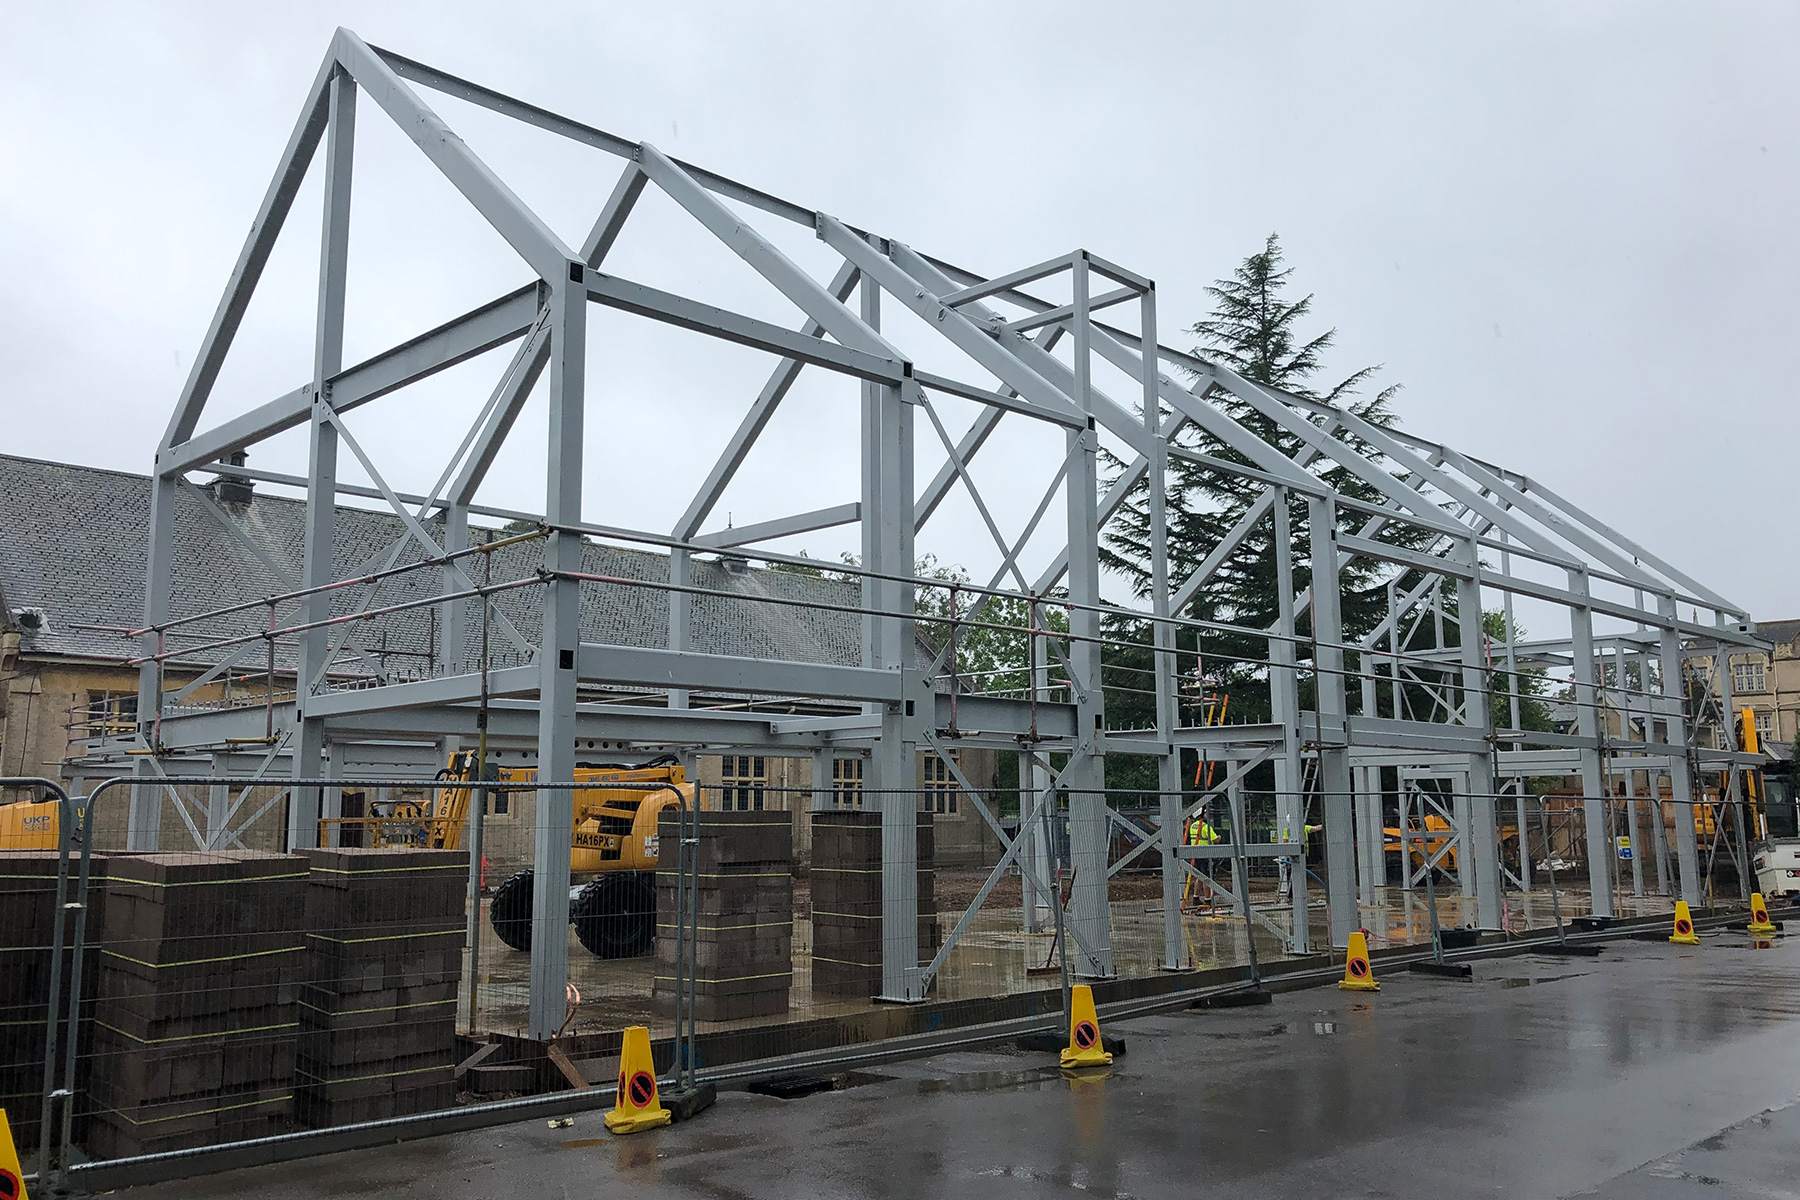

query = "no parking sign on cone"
[[1670, 901, 1701, 946], [605, 1026, 672, 1134], [0, 1109, 27, 1200], [1338, 930, 1380, 992]]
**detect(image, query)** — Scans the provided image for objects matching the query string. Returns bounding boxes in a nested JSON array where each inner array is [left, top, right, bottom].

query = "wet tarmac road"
[[134, 930, 1800, 1199]]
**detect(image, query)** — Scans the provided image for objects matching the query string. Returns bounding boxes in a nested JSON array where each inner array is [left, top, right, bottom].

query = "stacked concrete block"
[[293, 848, 465, 1127], [810, 812, 939, 998], [0, 850, 106, 1151], [85, 851, 307, 1159], [653, 812, 793, 1024]]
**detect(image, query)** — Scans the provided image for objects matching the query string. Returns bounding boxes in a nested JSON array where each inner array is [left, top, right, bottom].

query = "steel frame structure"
[[109, 29, 1766, 1039]]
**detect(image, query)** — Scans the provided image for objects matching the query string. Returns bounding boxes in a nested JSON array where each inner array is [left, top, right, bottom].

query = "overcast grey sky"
[[2, 2, 1793, 623]]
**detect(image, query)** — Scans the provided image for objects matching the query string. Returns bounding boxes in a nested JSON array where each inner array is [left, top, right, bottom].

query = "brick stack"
[[294, 848, 465, 1127], [85, 851, 307, 1159], [810, 812, 939, 998], [652, 811, 793, 1023], [0, 850, 103, 1152]]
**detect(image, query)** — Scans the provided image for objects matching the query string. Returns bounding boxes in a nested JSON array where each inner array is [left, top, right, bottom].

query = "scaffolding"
[[83, 27, 1772, 1045]]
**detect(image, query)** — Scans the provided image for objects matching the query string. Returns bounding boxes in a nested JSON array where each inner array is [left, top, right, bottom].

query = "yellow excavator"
[[321, 751, 698, 959]]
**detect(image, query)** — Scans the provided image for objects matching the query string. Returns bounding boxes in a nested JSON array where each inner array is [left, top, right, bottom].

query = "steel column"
[[1454, 537, 1502, 929], [1659, 595, 1702, 906], [1063, 256, 1112, 979], [528, 272, 586, 1040], [1568, 570, 1614, 917], [1271, 490, 1308, 950], [1309, 496, 1357, 947], [290, 66, 356, 851], [1140, 288, 1183, 972]]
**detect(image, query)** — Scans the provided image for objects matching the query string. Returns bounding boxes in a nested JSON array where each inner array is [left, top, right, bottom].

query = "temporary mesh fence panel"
[[19, 768, 1711, 1185]]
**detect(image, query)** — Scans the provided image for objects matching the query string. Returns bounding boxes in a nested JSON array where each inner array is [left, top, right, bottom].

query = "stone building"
[[0, 453, 1002, 866]]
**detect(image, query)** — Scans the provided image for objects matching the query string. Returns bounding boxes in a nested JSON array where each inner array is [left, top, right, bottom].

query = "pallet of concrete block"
[[84, 851, 307, 1159], [652, 811, 793, 1023], [293, 848, 466, 1128], [810, 812, 939, 998], [0, 850, 113, 1151]]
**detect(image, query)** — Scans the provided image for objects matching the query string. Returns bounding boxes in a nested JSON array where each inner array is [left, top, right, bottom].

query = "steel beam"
[[161, 52, 335, 449], [584, 271, 903, 382], [674, 262, 860, 541], [690, 503, 860, 550], [333, 29, 572, 281], [161, 287, 542, 477]]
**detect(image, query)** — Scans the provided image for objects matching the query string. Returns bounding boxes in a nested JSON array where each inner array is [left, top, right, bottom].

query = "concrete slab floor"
[[141, 929, 1800, 1199], [464, 880, 1686, 1037]]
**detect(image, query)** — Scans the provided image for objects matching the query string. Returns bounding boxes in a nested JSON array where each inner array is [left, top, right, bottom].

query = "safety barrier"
[[1, 768, 1778, 1193]]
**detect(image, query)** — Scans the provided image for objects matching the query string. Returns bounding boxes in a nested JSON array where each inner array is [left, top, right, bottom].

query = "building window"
[[1734, 659, 1767, 695], [721, 755, 766, 812], [923, 753, 959, 815], [1754, 711, 1775, 749], [831, 757, 863, 810], [85, 691, 138, 737]]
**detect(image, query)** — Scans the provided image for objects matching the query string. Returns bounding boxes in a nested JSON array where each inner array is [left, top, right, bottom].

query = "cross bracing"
[[104, 28, 1769, 1039]]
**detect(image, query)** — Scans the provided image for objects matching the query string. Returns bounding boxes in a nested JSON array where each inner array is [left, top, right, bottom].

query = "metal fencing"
[[1, 768, 1757, 1192]]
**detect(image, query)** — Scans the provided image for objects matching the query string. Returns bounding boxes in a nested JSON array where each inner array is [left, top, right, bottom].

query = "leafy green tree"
[[1101, 233, 1428, 738], [910, 556, 1070, 700], [1481, 610, 1556, 733]]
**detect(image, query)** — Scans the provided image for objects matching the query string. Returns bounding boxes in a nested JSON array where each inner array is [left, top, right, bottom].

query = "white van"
[[1752, 839, 1800, 902]]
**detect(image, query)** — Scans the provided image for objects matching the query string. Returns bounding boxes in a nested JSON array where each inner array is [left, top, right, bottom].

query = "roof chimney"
[[210, 451, 254, 506]]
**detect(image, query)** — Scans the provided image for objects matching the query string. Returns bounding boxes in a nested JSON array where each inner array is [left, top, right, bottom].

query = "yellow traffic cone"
[[1747, 893, 1778, 936], [1060, 984, 1113, 1069], [1669, 900, 1701, 946], [604, 1026, 671, 1134], [1338, 930, 1380, 992], [0, 1107, 27, 1200]]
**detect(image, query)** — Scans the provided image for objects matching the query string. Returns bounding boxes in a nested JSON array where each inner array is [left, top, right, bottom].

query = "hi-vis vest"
[[1188, 817, 1219, 845]]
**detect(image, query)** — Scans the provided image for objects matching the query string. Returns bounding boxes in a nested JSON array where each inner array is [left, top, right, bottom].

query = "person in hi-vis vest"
[[1277, 815, 1321, 898], [1187, 807, 1221, 911]]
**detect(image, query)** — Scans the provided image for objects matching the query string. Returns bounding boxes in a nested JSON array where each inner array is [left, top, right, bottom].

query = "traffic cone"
[[0, 1107, 27, 1200], [1669, 901, 1701, 946], [604, 1026, 671, 1134], [1338, 930, 1380, 992], [1060, 984, 1113, 1069], [1746, 893, 1778, 936]]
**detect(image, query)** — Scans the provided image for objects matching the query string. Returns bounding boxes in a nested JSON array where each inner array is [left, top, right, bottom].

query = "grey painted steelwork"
[[110, 28, 1766, 1042]]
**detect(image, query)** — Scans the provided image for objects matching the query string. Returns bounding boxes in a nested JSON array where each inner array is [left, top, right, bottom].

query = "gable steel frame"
[[113, 29, 1766, 1039]]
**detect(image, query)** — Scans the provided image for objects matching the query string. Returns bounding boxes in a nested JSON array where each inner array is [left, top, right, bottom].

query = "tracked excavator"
[[326, 750, 699, 959]]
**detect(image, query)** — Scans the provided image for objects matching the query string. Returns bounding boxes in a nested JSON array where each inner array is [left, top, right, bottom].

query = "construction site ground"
[[468, 868, 1684, 1036], [135, 928, 1800, 1199]]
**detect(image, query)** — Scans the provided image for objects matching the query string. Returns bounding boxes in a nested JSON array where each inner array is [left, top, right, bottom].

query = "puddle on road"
[[1195, 1022, 1291, 1040], [917, 1066, 1066, 1095], [1498, 972, 1589, 989], [562, 1138, 608, 1149]]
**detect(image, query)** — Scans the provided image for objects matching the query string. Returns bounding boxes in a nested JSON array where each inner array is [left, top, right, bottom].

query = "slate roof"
[[1753, 619, 1800, 651], [0, 454, 875, 690]]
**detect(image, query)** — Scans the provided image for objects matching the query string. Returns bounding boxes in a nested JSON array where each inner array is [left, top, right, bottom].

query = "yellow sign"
[[0, 1108, 28, 1200]]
